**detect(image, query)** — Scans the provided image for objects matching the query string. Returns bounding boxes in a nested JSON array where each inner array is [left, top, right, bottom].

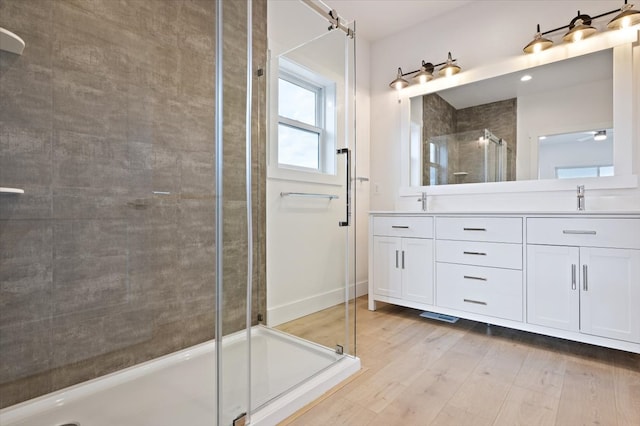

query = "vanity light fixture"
[[608, 0, 640, 29], [594, 130, 607, 141], [523, 24, 553, 54], [412, 61, 435, 84], [523, 2, 640, 54], [563, 11, 597, 42], [439, 52, 461, 77], [389, 67, 410, 90], [388, 52, 460, 90]]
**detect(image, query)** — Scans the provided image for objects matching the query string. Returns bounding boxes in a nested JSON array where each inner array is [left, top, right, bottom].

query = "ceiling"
[[324, 0, 472, 42], [437, 49, 613, 109]]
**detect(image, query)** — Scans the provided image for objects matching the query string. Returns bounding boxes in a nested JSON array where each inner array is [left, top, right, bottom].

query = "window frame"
[[268, 56, 340, 186], [277, 70, 326, 172], [555, 164, 615, 179]]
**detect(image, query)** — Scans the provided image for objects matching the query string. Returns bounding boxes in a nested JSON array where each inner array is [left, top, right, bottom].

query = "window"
[[278, 74, 323, 170], [277, 60, 335, 175], [556, 165, 614, 179], [426, 141, 447, 185]]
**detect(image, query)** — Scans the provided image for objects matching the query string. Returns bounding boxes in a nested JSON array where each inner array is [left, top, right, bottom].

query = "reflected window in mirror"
[[538, 128, 614, 179]]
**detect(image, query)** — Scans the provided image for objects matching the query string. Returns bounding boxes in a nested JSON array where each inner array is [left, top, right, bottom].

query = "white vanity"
[[370, 26, 640, 353], [368, 212, 640, 353]]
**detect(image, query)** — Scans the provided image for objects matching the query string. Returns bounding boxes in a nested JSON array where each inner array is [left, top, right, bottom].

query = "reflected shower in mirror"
[[414, 92, 516, 186], [538, 128, 614, 179], [425, 129, 510, 185]]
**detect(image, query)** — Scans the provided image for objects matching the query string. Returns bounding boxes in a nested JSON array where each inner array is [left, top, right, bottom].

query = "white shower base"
[[0, 326, 360, 426]]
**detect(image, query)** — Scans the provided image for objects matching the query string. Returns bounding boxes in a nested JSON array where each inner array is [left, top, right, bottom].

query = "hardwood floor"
[[279, 297, 640, 425]]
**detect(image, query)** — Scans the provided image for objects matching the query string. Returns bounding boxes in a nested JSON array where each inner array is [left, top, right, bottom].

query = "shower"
[[0, 0, 359, 425]]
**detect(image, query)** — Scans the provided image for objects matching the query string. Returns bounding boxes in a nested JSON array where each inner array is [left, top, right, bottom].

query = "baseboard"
[[354, 280, 368, 298], [268, 281, 368, 327]]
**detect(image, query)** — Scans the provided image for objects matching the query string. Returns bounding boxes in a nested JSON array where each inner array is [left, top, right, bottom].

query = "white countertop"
[[370, 210, 640, 216]]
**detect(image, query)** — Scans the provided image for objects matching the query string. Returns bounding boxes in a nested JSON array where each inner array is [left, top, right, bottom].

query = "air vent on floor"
[[420, 311, 459, 323]]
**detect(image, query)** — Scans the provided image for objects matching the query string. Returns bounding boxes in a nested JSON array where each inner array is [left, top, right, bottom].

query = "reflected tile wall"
[[422, 94, 517, 184], [423, 94, 456, 185], [457, 98, 517, 182], [0, 0, 266, 407]]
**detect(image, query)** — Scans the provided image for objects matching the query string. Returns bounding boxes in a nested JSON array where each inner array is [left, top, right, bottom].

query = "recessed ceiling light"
[[520, 75, 533, 82], [594, 130, 607, 141]]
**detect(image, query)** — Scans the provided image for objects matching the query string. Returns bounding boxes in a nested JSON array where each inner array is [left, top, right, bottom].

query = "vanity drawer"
[[436, 217, 522, 243], [436, 240, 522, 269], [436, 263, 523, 321], [373, 216, 433, 238], [527, 218, 640, 249]]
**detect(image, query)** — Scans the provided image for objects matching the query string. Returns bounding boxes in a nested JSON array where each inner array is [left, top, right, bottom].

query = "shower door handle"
[[337, 148, 351, 227]]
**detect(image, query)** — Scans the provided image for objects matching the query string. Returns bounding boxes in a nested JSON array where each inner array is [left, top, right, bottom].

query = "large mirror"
[[409, 49, 615, 186]]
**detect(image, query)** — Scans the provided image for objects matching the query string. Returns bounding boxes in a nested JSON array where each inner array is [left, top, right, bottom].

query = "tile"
[[0, 1, 53, 131], [0, 318, 52, 383], [52, 129, 130, 191], [54, 219, 126, 257], [0, 371, 52, 409], [0, 185, 52, 220], [0, 261, 52, 326], [50, 310, 105, 368], [0, 126, 52, 188], [151, 146, 181, 194], [128, 40, 180, 98], [52, 16, 130, 85], [52, 253, 128, 315], [0, 0, 53, 36], [52, 66, 128, 141], [52, 187, 130, 219], [0, 55, 53, 131], [180, 151, 215, 195], [0, 0, 267, 409], [102, 305, 154, 352], [0, 220, 53, 325], [0, 219, 52, 264]]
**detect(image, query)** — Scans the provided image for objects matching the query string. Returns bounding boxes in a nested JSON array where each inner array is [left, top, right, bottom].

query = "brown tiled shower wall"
[[0, 0, 266, 407], [422, 94, 517, 184]]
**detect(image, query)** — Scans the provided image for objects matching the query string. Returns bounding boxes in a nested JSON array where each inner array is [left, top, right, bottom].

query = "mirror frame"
[[398, 29, 638, 195]]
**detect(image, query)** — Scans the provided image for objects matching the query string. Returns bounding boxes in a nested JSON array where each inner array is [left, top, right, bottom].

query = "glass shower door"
[[265, 0, 357, 383]]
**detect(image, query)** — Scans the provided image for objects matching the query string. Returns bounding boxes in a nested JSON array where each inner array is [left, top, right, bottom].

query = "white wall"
[[517, 78, 613, 180], [538, 139, 614, 179], [369, 1, 639, 212], [266, 0, 370, 326], [354, 36, 371, 301]]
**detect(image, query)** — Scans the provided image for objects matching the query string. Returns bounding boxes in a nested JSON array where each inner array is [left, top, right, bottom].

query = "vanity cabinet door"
[[527, 245, 580, 332], [401, 238, 433, 305], [372, 236, 402, 298], [579, 248, 640, 343]]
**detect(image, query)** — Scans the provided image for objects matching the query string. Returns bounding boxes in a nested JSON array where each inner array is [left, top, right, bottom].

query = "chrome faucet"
[[577, 185, 585, 211]]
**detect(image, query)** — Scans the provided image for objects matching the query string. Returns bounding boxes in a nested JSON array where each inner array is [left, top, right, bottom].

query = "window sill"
[[267, 164, 342, 186]]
